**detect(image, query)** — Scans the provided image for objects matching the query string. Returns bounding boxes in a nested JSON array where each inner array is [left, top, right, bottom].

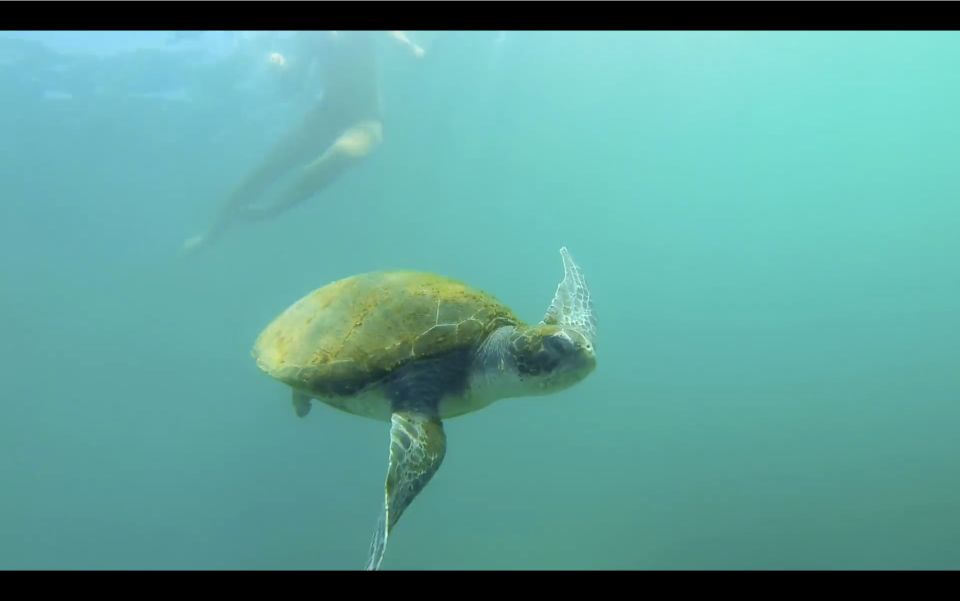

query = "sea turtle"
[[251, 247, 597, 570]]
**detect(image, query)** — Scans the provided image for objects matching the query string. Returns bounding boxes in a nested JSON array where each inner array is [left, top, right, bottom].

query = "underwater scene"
[[0, 30, 958, 570]]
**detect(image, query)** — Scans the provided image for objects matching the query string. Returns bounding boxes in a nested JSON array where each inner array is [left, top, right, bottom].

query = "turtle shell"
[[252, 271, 521, 398]]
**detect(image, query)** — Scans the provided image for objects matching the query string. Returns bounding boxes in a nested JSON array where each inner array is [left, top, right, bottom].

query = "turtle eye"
[[544, 333, 574, 357]]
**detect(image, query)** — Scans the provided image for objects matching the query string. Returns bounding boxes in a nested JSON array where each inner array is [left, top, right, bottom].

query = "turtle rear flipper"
[[292, 390, 312, 417], [366, 410, 446, 571]]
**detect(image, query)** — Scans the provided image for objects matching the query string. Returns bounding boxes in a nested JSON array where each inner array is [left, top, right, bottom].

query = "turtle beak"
[[555, 328, 596, 376], [578, 338, 597, 373]]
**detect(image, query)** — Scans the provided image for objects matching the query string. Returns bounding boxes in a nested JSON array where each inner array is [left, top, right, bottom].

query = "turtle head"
[[505, 246, 598, 394], [470, 247, 597, 401], [508, 323, 596, 394], [531, 246, 597, 391]]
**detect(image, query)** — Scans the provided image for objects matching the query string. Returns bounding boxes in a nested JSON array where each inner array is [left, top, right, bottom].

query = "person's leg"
[[180, 104, 338, 254], [247, 119, 383, 221]]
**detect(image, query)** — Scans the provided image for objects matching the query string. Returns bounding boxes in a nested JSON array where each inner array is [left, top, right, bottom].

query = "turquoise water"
[[1, 30, 958, 570]]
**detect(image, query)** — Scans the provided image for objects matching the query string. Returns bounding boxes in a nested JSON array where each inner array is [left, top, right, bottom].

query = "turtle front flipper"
[[366, 410, 447, 570], [543, 246, 597, 346]]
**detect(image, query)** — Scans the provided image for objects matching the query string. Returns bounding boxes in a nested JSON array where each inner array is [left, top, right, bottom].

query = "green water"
[[0, 31, 958, 569]]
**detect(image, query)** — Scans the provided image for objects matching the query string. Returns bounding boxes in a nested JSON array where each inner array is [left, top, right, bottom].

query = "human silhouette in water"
[[181, 31, 425, 255]]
